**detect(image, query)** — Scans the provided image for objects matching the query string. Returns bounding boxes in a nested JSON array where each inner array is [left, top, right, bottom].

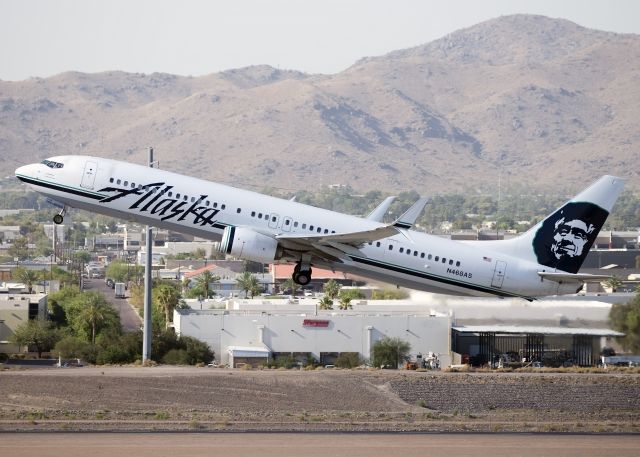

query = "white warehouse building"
[[174, 300, 452, 368]]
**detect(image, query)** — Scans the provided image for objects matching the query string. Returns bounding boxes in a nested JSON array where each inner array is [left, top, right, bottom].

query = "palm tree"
[[195, 269, 217, 299], [79, 296, 109, 344], [323, 279, 341, 300], [15, 267, 40, 294], [318, 296, 333, 310], [338, 295, 352, 310], [155, 283, 180, 329], [236, 271, 259, 298], [282, 278, 300, 297]]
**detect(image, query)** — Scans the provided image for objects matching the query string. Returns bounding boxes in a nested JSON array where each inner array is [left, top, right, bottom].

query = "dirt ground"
[[0, 366, 638, 433]]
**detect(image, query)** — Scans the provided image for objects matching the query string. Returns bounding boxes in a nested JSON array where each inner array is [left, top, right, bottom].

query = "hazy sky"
[[1, 0, 639, 81]]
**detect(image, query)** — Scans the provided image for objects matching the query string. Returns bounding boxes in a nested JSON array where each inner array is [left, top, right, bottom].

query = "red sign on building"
[[302, 319, 330, 328]]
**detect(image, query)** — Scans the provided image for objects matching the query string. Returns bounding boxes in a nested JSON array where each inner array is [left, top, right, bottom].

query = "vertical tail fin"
[[482, 176, 624, 273]]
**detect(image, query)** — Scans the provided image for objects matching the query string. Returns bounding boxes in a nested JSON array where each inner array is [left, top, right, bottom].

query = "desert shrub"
[[335, 352, 362, 368], [371, 337, 410, 369], [162, 349, 191, 365], [96, 345, 133, 365]]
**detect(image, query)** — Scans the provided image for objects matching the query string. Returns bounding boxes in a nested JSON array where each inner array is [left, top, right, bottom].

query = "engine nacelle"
[[218, 226, 282, 264]]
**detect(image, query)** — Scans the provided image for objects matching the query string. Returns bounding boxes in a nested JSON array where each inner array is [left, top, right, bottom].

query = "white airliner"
[[15, 156, 623, 300]]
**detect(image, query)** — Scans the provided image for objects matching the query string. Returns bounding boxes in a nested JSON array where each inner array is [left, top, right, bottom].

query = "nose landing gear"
[[53, 206, 67, 225]]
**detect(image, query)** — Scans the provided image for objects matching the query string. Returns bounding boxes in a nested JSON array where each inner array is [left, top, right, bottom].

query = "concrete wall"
[[174, 309, 451, 367]]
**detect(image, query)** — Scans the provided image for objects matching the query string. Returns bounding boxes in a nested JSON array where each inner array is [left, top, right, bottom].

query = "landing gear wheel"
[[293, 268, 312, 286], [53, 214, 64, 224]]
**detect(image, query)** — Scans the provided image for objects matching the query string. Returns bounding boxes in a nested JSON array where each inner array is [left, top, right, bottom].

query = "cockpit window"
[[41, 160, 64, 169]]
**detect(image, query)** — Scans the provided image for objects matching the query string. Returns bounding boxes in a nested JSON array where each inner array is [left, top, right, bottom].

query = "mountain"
[[1, 15, 639, 194]]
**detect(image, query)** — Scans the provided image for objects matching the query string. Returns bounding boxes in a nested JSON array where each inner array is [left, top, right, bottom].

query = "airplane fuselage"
[[16, 156, 606, 299]]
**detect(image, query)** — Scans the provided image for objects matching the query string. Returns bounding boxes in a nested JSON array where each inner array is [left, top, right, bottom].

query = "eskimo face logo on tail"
[[533, 202, 608, 274], [97, 182, 221, 227]]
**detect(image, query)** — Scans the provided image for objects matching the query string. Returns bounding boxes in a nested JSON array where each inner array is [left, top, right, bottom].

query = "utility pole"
[[142, 147, 154, 363]]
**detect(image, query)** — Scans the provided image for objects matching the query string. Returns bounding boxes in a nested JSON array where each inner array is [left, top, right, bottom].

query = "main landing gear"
[[53, 206, 67, 225], [292, 261, 312, 286]]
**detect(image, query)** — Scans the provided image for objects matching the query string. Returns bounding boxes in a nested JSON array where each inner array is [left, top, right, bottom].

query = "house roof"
[[270, 264, 349, 280]]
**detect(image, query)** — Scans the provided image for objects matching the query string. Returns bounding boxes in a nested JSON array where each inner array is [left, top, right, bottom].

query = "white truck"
[[114, 282, 126, 299]]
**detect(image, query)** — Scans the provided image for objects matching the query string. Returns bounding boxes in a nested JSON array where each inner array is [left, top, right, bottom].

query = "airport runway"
[[1, 433, 639, 457]]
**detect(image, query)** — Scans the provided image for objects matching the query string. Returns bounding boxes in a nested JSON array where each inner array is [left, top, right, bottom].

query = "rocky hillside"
[[1, 14, 639, 194]]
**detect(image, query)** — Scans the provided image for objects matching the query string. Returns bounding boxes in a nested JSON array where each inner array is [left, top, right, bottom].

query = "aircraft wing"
[[537, 272, 613, 283], [276, 224, 399, 247]]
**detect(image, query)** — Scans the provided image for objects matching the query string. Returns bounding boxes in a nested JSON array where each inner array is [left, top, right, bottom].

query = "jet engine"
[[218, 226, 283, 264]]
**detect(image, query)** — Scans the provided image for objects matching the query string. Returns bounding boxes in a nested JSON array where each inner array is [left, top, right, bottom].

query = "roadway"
[[83, 278, 141, 332]]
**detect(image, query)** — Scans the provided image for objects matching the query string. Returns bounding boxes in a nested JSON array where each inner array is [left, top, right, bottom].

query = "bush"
[[162, 349, 191, 365], [371, 337, 410, 369], [96, 345, 134, 365], [335, 352, 362, 368]]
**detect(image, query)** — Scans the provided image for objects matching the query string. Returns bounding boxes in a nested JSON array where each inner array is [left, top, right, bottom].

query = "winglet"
[[367, 196, 396, 222], [393, 197, 428, 229]]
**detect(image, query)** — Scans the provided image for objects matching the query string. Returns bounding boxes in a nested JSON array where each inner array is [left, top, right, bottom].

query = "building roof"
[[270, 264, 348, 280], [452, 325, 624, 337]]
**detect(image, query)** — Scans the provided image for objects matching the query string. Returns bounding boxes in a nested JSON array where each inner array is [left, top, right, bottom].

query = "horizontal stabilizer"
[[538, 272, 613, 283], [393, 197, 429, 229], [367, 196, 396, 222]]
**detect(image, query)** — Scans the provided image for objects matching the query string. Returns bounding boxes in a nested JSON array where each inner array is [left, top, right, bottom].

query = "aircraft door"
[[80, 160, 98, 189], [282, 216, 293, 232], [491, 260, 507, 288], [268, 213, 280, 229]]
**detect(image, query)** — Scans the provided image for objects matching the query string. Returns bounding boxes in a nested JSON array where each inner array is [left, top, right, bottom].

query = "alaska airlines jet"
[[15, 156, 623, 300]]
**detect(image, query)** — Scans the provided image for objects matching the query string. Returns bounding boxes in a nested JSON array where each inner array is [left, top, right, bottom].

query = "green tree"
[[154, 283, 182, 329], [65, 292, 121, 343], [282, 278, 300, 296], [10, 318, 60, 358], [371, 337, 410, 369], [194, 270, 218, 299], [323, 279, 341, 300], [54, 336, 94, 360], [13, 267, 40, 293], [318, 296, 333, 310], [609, 293, 640, 353], [603, 276, 623, 293], [236, 271, 259, 298], [74, 251, 92, 263], [338, 295, 352, 310], [8, 236, 30, 260]]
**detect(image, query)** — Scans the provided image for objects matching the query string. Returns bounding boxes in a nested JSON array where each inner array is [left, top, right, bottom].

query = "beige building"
[[0, 293, 47, 354]]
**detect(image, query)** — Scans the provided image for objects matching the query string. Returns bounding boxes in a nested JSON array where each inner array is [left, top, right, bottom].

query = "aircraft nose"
[[15, 163, 36, 182]]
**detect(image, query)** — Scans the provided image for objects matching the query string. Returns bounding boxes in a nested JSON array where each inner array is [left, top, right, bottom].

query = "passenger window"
[[428, 254, 432, 260], [406, 249, 411, 255], [420, 253, 425, 258], [176, 193, 181, 199], [237, 208, 242, 214], [285, 220, 290, 225], [206, 200, 210, 206], [456, 261, 461, 267], [309, 225, 314, 231], [376, 242, 381, 247], [168, 192, 173, 197], [324, 229, 328, 234], [435, 256, 439, 261], [222, 204, 226, 210], [131, 183, 136, 188], [294, 222, 298, 227], [317, 227, 321, 233], [302, 224, 307, 229], [449, 259, 453, 265], [109, 178, 114, 183], [442, 258, 446, 263], [117, 179, 121, 185], [399, 248, 404, 253], [414, 251, 418, 257], [213, 202, 218, 208], [272, 216, 276, 222], [124, 181, 128, 186], [258, 213, 262, 218], [251, 211, 256, 217], [191, 197, 196, 202], [389, 245, 393, 250]]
